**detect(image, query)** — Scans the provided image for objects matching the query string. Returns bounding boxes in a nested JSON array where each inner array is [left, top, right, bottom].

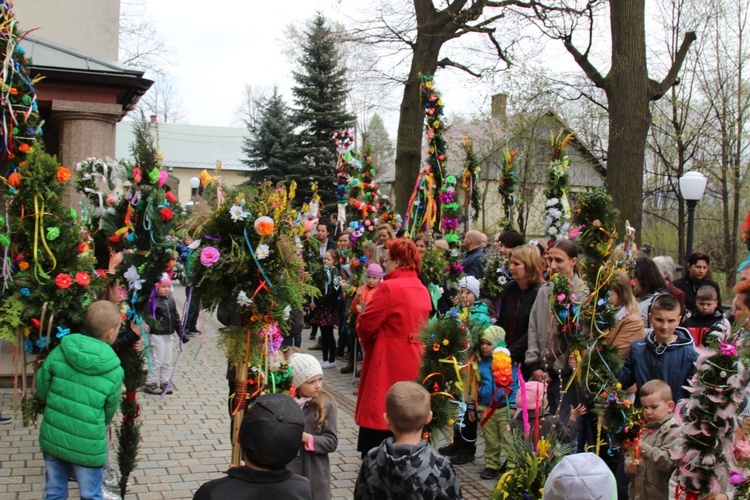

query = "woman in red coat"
[[355, 238, 432, 455]]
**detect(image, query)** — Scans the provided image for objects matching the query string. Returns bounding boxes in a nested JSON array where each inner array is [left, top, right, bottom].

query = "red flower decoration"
[[31, 318, 41, 329], [160, 207, 174, 222], [77, 242, 89, 253], [96, 269, 107, 279], [165, 191, 176, 204], [55, 273, 73, 289], [109, 234, 121, 244], [75, 272, 91, 286]]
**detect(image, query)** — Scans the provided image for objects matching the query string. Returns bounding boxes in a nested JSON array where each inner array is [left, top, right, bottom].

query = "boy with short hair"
[[37, 300, 124, 499], [194, 393, 312, 499], [625, 380, 679, 500], [681, 285, 730, 346], [354, 381, 461, 499], [619, 294, 698, 405]]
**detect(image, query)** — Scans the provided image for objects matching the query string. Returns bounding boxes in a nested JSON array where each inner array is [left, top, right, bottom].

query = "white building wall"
[[14, 0, 120, 60]]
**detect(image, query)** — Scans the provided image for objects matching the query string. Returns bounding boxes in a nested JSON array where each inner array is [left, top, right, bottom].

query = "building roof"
[[20, 34, 152, 116], [115, 121, 250, 171]]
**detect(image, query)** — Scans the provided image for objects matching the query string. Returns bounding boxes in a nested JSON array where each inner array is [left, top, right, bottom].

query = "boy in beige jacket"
[[625, 379, 679, 500]]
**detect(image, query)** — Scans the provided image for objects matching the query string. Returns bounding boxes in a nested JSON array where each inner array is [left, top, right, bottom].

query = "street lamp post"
[[190, 177, 201, 198], [679, 171, 708, 257]]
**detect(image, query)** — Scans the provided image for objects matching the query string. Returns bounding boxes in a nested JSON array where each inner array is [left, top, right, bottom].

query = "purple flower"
[[730, 470, 745, 485]]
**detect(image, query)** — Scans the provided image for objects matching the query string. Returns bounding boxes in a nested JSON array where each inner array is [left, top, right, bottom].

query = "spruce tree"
[[292, 13, 355, 204], [241, 88, 298, 185]]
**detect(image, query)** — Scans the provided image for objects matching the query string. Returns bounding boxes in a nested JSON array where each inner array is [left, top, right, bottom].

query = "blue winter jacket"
[[618, 327, 698, 405], [477, 358, 518, 408]]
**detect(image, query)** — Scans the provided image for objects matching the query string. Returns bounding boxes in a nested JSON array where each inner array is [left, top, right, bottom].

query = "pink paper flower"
[[200, 247, 220, 267], [556, 293, 566, 302], [158, 171, 169, 187], [720, 341, 738, 357]]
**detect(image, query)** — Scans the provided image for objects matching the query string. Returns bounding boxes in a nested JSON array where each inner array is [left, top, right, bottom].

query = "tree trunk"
[[394, 37, 441, 215], [606, 0, 651, 242]]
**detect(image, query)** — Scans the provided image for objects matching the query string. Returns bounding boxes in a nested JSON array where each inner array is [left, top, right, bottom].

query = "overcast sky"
[[142, 0, 548, 134]]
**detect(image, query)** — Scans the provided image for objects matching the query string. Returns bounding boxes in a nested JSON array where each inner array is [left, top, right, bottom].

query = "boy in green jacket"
[[37, 300, 124, 499]]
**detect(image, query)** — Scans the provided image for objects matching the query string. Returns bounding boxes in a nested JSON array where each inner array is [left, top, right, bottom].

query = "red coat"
[[355, 268, 432, 430]]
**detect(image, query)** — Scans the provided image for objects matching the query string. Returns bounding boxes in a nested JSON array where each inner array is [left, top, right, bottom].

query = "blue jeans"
[[43, 452, 103, 500]]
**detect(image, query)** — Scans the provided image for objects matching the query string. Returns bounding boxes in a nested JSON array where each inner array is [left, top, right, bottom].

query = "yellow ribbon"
[[33, 195, 56, 280], [115, 225, 134, 236], [438, 356, 465, 394]]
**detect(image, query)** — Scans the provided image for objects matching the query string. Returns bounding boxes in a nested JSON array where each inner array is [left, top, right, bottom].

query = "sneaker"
[[0, 414, 12, 424], [103, 466, 119, 489], [102, 484, 121, 500], [323, 361, 336, 369], [144, 384, 161, 395], [438, 441, 460, 457], [161, 383, 174, 395], [480, 467, 500, 480], [320, 361, 330, 368]]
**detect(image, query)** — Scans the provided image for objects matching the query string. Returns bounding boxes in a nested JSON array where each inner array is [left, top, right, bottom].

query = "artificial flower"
[[36, 337, 49, 348], [19, 287, 30, 296], [31, 318, 41, 329], [46, 227, 60, 241], [56, 166, 71, 182], [109, 234, 121, 244], [254, 216, 275, 236], [158, 171, 169, 187], [256, 244, 270, 260], [283, 305, 292, 320], [75, 272, 91, 286], [160, 207, 174, 222], [18, 261, 29, 271], [55, 273, 73, 289], [230, 204, 248, 222], [56, 326, 70, 339], [77, 242, 89, 253], [199, 169, 217, 187], [148, 168, 160, 184], [237, 290, 252, 307], [123, 265, 144, 291], [165, 191, 176, 204], [200, 247, 220, 267], [8, 172, 21, 188], [23, 339, 32, 353], [719, 341, 738, 357]]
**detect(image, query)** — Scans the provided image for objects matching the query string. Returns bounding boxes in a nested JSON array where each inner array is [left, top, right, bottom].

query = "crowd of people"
[[32, 211, 750, 500]]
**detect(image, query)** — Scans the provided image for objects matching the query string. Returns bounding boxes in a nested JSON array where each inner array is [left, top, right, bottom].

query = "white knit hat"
[[289, 353, 323, 388], [459, 275, 481, 299]]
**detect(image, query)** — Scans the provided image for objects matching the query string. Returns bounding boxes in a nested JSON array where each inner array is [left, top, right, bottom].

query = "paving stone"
[[0, 285, 493, 499]]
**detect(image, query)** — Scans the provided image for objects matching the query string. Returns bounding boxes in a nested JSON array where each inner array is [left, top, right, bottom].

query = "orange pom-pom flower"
[[254, 216, 275, 236], [8, 172, 21, 188], [56, 166, 71, 182], [491, 347, 513, 388]]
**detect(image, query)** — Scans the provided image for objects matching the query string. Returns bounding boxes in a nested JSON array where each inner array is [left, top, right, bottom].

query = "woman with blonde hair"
[[497, 244, 544, 381]]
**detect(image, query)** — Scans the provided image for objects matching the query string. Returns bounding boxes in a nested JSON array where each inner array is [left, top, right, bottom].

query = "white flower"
[[548, 226, 558, 235], [548, 208, 562, 219], [450, 249, 459, 257], [498, 275, 507, 285], [546, 198, 559, 207], [230, 204, 247, 222], [237, 291, 252, 307], [256, 244, 270, 260], [545, 216, 553, 226], [283, 305, 292, 320], [123, 265, 144, 291]]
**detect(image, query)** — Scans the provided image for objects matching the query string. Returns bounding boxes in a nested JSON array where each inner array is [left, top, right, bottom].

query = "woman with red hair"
[[354, 238, 432, 455], [732, 279, 750, 323]]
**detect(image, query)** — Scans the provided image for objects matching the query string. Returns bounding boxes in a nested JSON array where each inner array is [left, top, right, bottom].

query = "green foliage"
[[115, 407, 141, 498], [491, 430, 575, 500], [499, 148, 519, 231], [417, 315, 474, 441], [241, 87, 300, 185], [460, 138, 481, 222], [1, 148, 105, 352], [544, 131, 573, 241], [291, 14, 355, 204], [421, 248, 448, 287], [481, 250, 510, 301]]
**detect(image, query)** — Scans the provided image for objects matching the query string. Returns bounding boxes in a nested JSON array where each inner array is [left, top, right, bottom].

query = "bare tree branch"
[[436, 57, 483, 77], [650, 31, 697, 100]]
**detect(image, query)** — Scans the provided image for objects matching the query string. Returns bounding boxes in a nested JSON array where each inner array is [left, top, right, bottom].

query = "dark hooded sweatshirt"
[[618, 327, 698, 405], [354, 438, 461, 499]]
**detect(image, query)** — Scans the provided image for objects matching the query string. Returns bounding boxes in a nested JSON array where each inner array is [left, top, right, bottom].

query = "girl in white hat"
[[287, 353, 339, 500]]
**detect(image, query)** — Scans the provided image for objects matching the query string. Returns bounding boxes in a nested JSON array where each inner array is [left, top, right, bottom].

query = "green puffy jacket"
[[37, 333, 124, 467], [468, 301, 492, 328]]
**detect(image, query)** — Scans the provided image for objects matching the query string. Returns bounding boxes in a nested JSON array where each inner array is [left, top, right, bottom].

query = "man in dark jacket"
[[194, 394, 312, 500], [461, 230, 486, 280]]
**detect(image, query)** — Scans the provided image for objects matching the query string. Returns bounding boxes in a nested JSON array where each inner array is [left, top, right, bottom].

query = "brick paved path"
[[0, 285, 495, 499]]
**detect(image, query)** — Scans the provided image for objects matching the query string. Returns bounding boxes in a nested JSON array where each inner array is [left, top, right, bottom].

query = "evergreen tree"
[[292, 13, 355, 204], [241, 88, 298, 185]]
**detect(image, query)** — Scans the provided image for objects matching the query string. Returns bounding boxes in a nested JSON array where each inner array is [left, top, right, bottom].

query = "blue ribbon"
[[243, 228, 275, 292], [55, 326, 70, 339]]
